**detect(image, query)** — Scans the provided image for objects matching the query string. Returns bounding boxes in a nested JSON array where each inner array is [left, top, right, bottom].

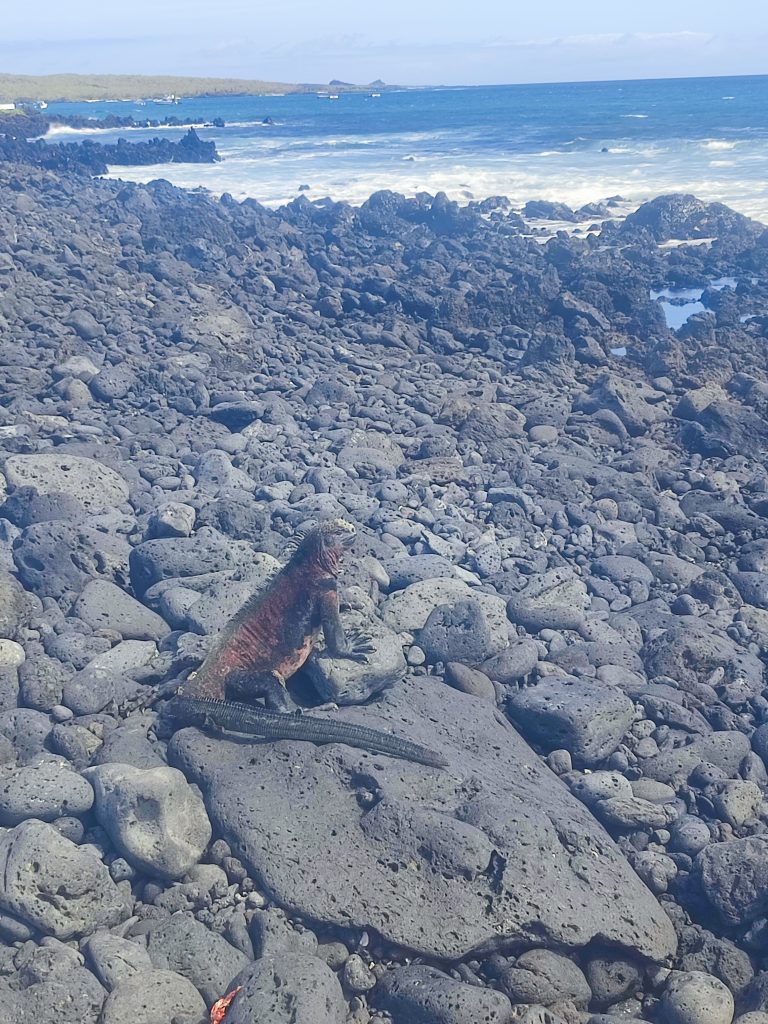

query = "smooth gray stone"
[[14, 521, 131, 601], [642, 732, 751, 787], [250, 906, 319, 959], [0, 487, 87, 528], [61, 664, 121, 716], [84, 932, 153, 991], [481, 640, 539, 682], [64, 308, 104, 341], [43, 630, 112, 670], [570, 770, 634, 806], [386, 553, 455, 589], [496, 948, 591, 1006], [0, 907, 33, 942], [226, 953, 346, 1024], [129, 528, 254, 597], [643, 620, 763, 695], [593, 555, 654, 586], [643, 552, 705, 588], [585, 952, 643, 1009], [90, 363, 134, 400], [507, 567, 588, 632], [73, 580, 168, 640], [0, 571, 30, 639], [753, 723, 768, 765], [144, 912, 249, 1006], [659, 971, 734, 1024], [169, 677, 676, 962], [0, 820, 128, 939], [0, 707, 53, 760], [184, 578, 257, 634], [4, 454, 128, 512], [0, 756, 94, 825], [0, 666, 19, 715], [380, 578, 509, 655], [85, 763, 212, 880], [99, 969, 207, 1024], [507, 676, 634, 767], [0, 965, 106, 1024], [678, 931, 753, 995], [696, 836, 768, 925], [308, 612, 407, 705], [373, 964, 514, 1024], [417, 598, 495, 666], [18, 653, 70, 711], [731, 572, 768, 609], [92, 719, 167, 769]]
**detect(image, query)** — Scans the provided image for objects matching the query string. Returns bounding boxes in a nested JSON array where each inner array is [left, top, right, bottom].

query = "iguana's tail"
[[166, 696, 448, 769]]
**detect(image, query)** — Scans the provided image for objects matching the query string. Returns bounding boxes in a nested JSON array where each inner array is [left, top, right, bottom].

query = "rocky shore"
[[0, 121, 220, 175], [1, 160, 768, 1024]]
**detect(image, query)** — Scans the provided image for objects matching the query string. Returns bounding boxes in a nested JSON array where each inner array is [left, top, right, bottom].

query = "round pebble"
[[660, 971, 734, 1024]]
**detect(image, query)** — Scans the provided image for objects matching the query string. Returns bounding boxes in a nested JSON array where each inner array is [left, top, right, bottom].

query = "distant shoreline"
[[0, 72, 392, 104], [2, 70, 767, 104]]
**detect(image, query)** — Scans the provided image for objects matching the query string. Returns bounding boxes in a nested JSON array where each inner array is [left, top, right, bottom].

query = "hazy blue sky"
[[2, 0, 767, 85]]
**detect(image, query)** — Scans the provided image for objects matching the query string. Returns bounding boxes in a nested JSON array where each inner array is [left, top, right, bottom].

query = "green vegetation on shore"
[[0, 72, 384, 103]]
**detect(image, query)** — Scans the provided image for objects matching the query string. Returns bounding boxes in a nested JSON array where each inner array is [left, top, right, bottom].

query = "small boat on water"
[[370, 92, 381, 98]]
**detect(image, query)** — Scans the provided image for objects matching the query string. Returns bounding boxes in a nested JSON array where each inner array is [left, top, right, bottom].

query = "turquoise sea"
[[45, 75, 768, 220]]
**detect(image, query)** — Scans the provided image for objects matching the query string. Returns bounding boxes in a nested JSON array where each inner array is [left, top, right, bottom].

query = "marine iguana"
[[165, 518, 447, 768]]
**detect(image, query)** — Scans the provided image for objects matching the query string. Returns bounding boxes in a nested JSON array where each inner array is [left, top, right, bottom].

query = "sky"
[[2, 0, 767, 86]]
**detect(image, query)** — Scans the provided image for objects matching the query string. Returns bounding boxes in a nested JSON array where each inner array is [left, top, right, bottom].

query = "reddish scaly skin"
[[180, 521, 350, 701]]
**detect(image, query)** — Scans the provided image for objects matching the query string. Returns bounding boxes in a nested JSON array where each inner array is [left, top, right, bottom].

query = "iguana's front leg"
[[318, 586, 374, 662]]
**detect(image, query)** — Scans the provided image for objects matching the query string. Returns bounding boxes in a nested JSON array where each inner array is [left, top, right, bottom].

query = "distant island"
[[0, 72, 391, 103]]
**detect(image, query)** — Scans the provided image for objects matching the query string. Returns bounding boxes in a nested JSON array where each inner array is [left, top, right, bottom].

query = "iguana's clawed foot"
[[312, 701, 340, 712], [122, 678, 181, 716], [345, 629, 376, 663]]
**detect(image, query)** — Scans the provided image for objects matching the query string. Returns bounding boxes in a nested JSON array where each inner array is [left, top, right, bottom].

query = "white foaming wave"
[[701, 140, 737, 150], [103, 155, 640, 213], [224, 120, 281, 128], [621, 113, 649, 118], [235, 129, 454, 154], [102, 133, 768, 226], [44, 122, 213, 138], [44, 124, 103, 137], [599, 141, 666, 158]]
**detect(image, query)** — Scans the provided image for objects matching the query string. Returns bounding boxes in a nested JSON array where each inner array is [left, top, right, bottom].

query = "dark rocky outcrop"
[[0, 127, 219, 174]]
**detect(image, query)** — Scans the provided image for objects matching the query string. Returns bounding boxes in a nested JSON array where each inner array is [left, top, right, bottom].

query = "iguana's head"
[[294, 517, 356, 574]]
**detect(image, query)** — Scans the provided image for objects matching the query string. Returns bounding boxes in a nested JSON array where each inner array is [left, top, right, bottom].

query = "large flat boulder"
[[170, 677, 677, 963], [4, 453, 129, 512]]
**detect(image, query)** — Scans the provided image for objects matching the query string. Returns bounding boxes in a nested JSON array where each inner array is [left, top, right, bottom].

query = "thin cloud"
[[487, 30, 716, 49]]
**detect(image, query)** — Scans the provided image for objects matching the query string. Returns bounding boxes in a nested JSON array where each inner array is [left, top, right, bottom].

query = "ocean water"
[[45, 75, 768, 221]]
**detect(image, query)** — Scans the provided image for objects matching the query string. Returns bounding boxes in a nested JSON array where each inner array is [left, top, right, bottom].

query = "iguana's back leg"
[[225, 668, 296, 712]]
